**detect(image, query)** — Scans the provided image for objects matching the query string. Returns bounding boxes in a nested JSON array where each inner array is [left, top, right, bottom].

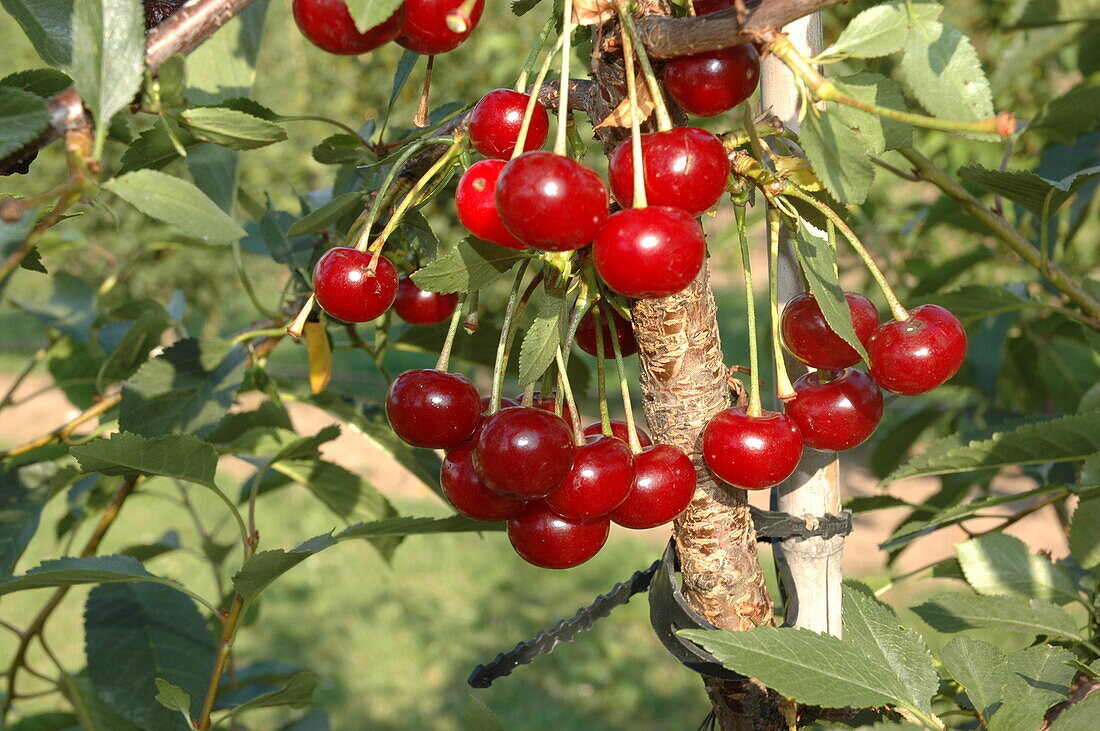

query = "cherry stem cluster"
[[767, 208, 797, 400], [734, 204, 763, 417], [603, 301, 643, 453], [514, 32, 566, 161], [619, 14, 648, 209], [591, 304, 613, 434], [489, 260, 534, 413], [554, 0, 574, 157], [617, 5, 673, 132]]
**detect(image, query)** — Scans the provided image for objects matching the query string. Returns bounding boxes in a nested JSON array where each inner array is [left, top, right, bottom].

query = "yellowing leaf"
[[305, 322, 332, 395], [572, 0, 614, 26], [594, 72, 654, 130]]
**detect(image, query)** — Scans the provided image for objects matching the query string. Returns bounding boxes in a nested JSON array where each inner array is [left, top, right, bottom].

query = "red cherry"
[[692, 0, 733, 13], [545, 435, 635, 519], [507, 503, 610, 569], [662, 45, 760, 117], [592, 206, 706, 299], [610, 444, 695, 529], [582, 420, 653, 448], [519, 392, 575, 429], [441, 440, 527, 521], [386, 369, 482, 449], [867, 304, 967, 395], [474, 407, 576, 499], [397, 0, 483, 55], [292, 0, 405, 56], [312, 248, 398, 323], [393, 276, 458, 326], [455, 160, 527, 250], [607, 128, 730, 215], [574, 307, 638, 359], [703, 406, 803, 490], [786, 369, 883, 452], [780, 292, 879, 370], [480, 396, 521, 413], [496, 152, 609, 251], [468, 89, 549, 160]]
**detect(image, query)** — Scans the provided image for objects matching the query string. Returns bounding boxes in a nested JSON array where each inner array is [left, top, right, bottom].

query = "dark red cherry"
[[545, 435, 635, 519], [574, 307, 638, 359], [780, 292, 879, 370], [867, 304, 967, 395], [582, 420, 653, 448], [441, 440, 527, 521], [397, 0, 483, 55], [703, 406, 803, 490], [312, 248, 398, 323], [455, 160, 527, 250], [474, 407, 576, 499], [520, 392, 575, 429], [480, 396, 521, 414], [662, 44, 760, 117], [592, 206, 706, 299], [611, 444, 695, 529], [507, 502, 610, 569], [496, 152, 609, 251], [607, 128, 730, 215], [386, 369, 482, 449], [292, 0, 405, 55], [468, 89, 549, 159], [393, 276, 458, 326], [692, 0, 733, 13], [786, 369, 883, 452]]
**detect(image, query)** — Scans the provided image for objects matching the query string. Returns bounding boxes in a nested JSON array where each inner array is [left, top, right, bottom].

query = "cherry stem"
[[591, 301, 613, 434], [734, 204, 762, 417], [768, 208, 797, 401], [513, 32, 566, 161], [784, 188, 909, 322], [414, 56, 434, 129], [620, 19, 647, 209], [553, 345, 585, 446], [490, 260, 532, 413], [516, 16, 555, 92], [616, 5, 673, 132], [555, 282, 590, 417], [603, 301, 642, 453], [446, 0, 478, 33], [434, 294, 466, 371], [554, 0, 573, 157], [286, 295, 315, 340]]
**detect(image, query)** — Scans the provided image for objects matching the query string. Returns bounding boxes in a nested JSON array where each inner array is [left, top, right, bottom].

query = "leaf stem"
[[196, 594, 245, 731]]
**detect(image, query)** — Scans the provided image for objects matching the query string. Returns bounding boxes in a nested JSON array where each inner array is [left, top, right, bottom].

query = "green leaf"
[[843, 495, 911, 513], [69, 0, 145, 156], [900, 21, 995, 127], [221, 670, 317, 718], [0, 68, 72, 97], [799, 109, 873, 204], [232, 533, 336, 601], [833, 72, 912, 154], [793, 219, 870, 362], [118, 118, 199, 173], [1010, 0, 1100, 28], [463, 694, 504, 731], [0, 555, 188, 596], [85, 582, 215, 729], [7, 712, 81, 730], [511, 0, 544, 16], [1049, 690, 1100, 729], [207, 401, 294, 445], [99, 307, 175, 383], [388, 50, 419, 108], [989, 645, 1076, 730], [121, 530, 182, 563], [119, 338, 248, 439], [180, 107, 287, 150], [912, 592, 1082, 640], [271, 458, 395, 521], [1030, 83, 1100, 144], [245, 204, 315, 269], [886, 411, 1100, 482], [61, 674, 141, 731], [0, 86, 49, 158], [335, 515, 505, 541], [71, 433, 219, 489], [286, 192, 364, 237], [153, 678, 192, 723], [958, 164, 1100, 219], [917, 284, 1030, 324], [0, 0, 73, 68], [823, 0, 942, 58], [937, 636, 1008, 721], [105, 170, 248, 243], [10, 271, 96, 342], [1069, 496, 1100, 569], [312, 133, 370, 165], [0, 463, 66, 576], [411, 238, 528, 294], [517, 285, 565, 387], [345, 0, 404, 33], [957, 533, 1081, 605]]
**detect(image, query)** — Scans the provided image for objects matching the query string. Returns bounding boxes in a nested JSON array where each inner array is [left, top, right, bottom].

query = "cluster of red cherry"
[[702, 293, 967, 491], [293, 0, 484, 57]]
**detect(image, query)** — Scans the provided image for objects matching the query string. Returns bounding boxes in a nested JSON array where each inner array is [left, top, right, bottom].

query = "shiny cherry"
[[574, 307, 638, 359], [607, 128, 730, 215], [786, 369, 883, 452], [703, 406, 803, 490], [867, 304, 967, 395], [292, 0, 405, 56], [611, 444, 695, 529], [519, 392, 575, 429], [474, 407, 576, 499], [480, 396, 521, 413], [386, 369, 482, 449], [312, 248, 398, 323], [397, 0, 483, 55], [468, 89, 549, 159], [582, 420, 652, 448], [496, 152, 609, 251], [455, 160, 526, 250], [545, 435, 635, 519], [441, 440, 527, 521], [593, 206, 706, 299], [393, 276, 458, 326], [507, 503, 610, 569], [780, 291, 879, 370], [662, 45, 760, 117]]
